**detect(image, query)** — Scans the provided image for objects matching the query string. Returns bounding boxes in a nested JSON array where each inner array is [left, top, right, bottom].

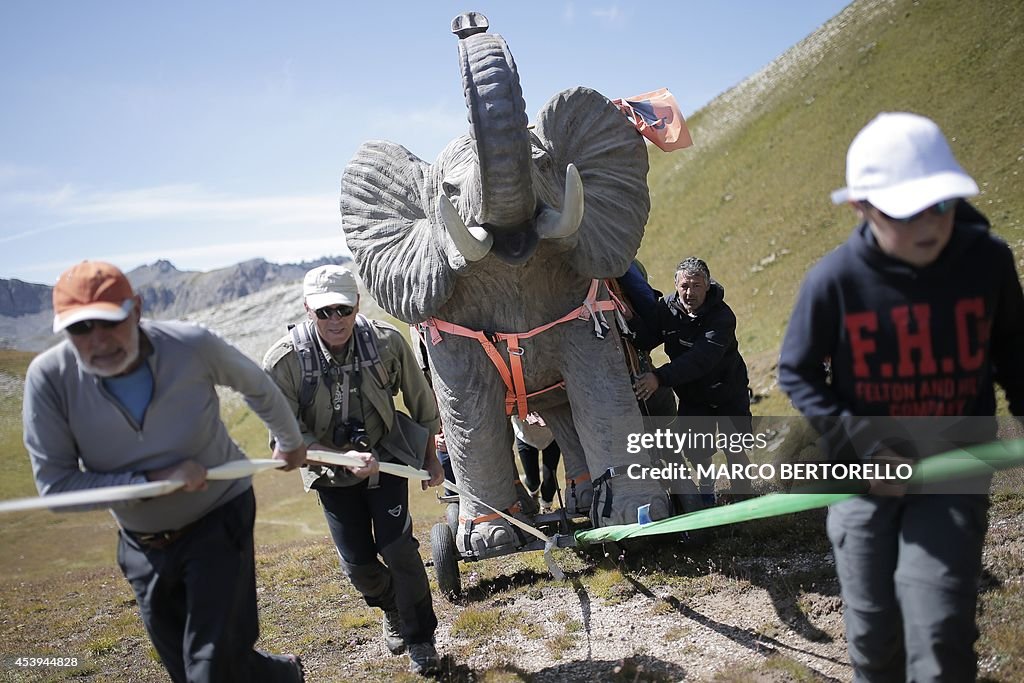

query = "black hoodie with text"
[[779, 202, 1024, 458]]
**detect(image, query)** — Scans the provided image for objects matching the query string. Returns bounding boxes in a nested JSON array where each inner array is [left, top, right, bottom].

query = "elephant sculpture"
[[340, 12, 670, 553]]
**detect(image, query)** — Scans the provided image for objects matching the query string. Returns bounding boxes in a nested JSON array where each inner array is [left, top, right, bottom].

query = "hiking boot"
[[382, 607, 405, 655], [408, 641, 440, 675]]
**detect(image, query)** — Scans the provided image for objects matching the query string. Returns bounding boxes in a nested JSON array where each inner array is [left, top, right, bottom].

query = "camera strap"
[[334, 331, 366, 422], [335, 361, 368, 425]]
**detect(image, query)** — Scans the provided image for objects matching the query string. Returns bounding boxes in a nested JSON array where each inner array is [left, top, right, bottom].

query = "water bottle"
[[637, 503, 652, 525]]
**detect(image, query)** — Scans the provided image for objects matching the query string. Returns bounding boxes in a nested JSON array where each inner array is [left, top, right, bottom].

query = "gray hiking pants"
[[117, 489, 300, 683], [826, 494, 989, 682]]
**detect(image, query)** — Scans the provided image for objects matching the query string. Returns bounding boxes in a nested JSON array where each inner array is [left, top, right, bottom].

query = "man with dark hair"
[[23, 260, 307, 683], [630, 257, 754, 503]]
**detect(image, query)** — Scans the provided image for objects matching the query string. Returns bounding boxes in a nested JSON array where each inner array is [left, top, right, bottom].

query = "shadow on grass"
[[607, 508, 842, 641], [451, 506, 844, 649], [979, 567, 1003, 593], [621, 574, 845, 681], [460, 567, 552, 604]]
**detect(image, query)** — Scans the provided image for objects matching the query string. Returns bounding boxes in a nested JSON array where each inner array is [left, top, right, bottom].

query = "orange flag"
[[612, 88, 693, 152]]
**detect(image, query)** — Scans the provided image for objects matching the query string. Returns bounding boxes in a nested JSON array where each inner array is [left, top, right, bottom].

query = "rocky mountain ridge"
[[0, 256, 347, 351], [0, 279, 52, 318]]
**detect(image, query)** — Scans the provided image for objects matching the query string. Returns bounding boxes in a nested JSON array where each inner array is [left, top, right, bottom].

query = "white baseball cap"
[[830, 112, 978, 219], [303, 265, 358, 310]]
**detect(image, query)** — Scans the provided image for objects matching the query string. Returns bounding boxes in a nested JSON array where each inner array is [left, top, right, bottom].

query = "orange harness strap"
[[421, 280, 623, 420], [460, 500, 523, 525]]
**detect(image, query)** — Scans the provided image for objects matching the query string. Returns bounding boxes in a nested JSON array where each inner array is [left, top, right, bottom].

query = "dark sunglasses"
[[862, 199, 957, 224], [315, 305, 355, 320], [66, 319, 124, 336]]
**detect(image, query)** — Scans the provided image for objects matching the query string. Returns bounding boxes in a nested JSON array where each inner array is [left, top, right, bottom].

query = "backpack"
[[288, 314, 389, 412]]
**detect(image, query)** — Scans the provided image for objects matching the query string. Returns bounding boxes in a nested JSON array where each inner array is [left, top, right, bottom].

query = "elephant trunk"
[[453, 13, 537, 262]]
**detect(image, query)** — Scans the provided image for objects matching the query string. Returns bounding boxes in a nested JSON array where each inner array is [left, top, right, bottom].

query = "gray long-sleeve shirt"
[[22, 319, 303, 533]]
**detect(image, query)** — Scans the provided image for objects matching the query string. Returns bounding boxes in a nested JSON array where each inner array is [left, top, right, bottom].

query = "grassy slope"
[[641, 0, 1023, 415], [1, 351, 127, 579], [0, 350, 36, 499]]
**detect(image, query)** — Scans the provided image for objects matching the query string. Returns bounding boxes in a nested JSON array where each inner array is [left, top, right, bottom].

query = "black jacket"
[[631, 281, 750, 409]]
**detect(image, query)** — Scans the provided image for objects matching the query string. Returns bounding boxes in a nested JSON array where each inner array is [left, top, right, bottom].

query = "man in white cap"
[[23, 260, 308, 682], [263, 264, 445, 676], [779, 113, 1024, 680]]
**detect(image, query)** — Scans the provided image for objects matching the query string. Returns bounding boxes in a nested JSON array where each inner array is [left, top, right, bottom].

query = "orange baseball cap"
[[52, 261, 136, 333]]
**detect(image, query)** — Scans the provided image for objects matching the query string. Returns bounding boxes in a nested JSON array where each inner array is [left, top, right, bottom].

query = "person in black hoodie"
[[630, 257, 754, 503], [779, 112, 1024, 682]]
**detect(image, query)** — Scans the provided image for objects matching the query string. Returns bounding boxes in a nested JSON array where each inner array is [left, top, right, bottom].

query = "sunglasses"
[[862, 199, 957, 224], [66, 319, 124, 336], [315, 305, 355, 320]]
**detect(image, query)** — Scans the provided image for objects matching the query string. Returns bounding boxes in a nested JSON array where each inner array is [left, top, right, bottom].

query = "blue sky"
[[0, 1, 850, 285]]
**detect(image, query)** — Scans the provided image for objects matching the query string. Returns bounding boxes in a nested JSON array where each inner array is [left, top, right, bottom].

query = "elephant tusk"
[[438, 194, 493, 262], [536, 163, 585, 240]]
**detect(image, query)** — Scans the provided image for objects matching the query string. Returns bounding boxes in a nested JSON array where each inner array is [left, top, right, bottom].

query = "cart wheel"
[[430, 522, 461, 600], [446, 502, 460, 536]]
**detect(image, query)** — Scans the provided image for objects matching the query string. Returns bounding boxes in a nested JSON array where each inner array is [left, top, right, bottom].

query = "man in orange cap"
[[23, 260, 308, 682]]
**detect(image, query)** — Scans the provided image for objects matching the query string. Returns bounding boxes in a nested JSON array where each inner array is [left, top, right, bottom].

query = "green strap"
[[575, 438, 1024, 545]]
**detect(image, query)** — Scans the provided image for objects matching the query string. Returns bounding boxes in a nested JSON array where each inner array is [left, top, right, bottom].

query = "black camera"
[[334, 420, 371, 452]]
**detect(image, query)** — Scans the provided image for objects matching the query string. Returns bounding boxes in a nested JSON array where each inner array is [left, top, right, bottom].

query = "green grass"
[[761, 654, 825, 682], [0, 348, 34, 376], [450, 606, 503, 639], [978, 582, 1024, 681], [585, 564, 630, 601], [544, 632, 577, 660], [0, 350, 37, 500], [0, 349, 126, 577]]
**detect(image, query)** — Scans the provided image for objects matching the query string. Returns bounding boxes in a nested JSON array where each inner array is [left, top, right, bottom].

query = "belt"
[[126, 518, 203, 550]]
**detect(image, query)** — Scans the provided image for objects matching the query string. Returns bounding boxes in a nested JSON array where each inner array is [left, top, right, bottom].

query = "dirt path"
[[287, 516, 854, 682]]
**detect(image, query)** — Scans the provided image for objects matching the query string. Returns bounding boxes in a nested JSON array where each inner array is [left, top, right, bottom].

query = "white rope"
[[305, 448, 430, 480], [0, 459, 289, 514]]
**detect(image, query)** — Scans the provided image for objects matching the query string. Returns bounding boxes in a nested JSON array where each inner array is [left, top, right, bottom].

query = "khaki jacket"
[[263, 318, 440, 490]]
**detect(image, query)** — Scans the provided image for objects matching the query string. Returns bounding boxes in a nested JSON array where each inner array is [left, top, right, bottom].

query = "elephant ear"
[[341, 141, 455, 323], [532, 86, 650, 278]]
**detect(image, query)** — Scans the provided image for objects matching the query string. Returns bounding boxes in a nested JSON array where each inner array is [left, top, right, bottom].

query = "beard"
[[73, 324, 141, 378]]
